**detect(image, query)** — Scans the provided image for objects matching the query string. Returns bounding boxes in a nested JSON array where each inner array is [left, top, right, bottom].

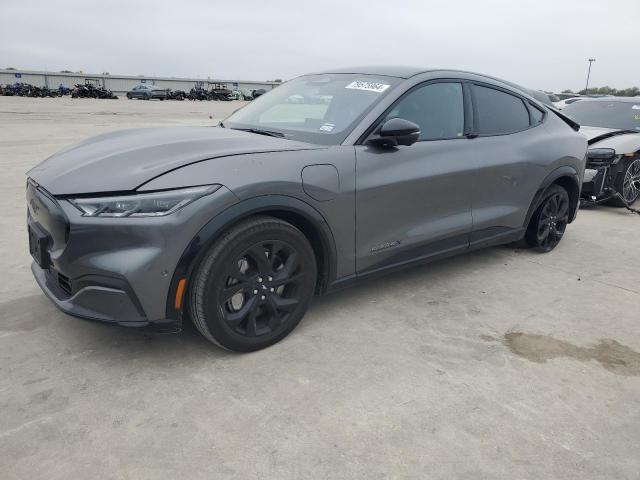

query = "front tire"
[[525, 184, 570, 252], [188, 216, 317, 352], [608, 158, 640, 207]]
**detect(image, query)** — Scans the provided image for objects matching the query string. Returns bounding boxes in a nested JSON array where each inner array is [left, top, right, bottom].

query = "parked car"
[[26, 67, 586, 351], [71, 83, 118, 99], [528, 90, 555, 106], [1, 83, 58, 97], [211, 87, 234, 101], [126, 84, 169, 100], [555, 92, 581, 101], [230, 89, 251, 100], [187, 86, 209, 101], [553, 96, 584, 110], [252, 88, 267, 98], [166, 89, 187, 101], [562, 97, 640, 206]]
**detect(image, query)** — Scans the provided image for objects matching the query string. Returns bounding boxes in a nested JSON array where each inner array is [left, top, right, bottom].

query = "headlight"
[[69, 185, 220, 217]]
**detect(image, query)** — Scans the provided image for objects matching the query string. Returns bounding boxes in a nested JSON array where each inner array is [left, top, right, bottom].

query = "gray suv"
[[26, 67, 587, 351]]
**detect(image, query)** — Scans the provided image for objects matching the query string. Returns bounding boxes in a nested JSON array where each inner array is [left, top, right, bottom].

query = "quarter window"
[[530, 104, 545, 124], [474, 85, 530, 135], [384, 82, 464, 141]]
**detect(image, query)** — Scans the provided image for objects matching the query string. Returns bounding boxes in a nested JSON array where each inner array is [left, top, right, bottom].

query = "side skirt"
[[324, 227, 525, 294]]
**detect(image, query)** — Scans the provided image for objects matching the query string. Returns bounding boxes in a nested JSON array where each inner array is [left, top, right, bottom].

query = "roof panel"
[[313, 65, 429, 79]]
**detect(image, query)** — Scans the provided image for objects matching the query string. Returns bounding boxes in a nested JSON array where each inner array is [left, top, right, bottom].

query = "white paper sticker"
[[319, 123, 335, 132], [345, 80, 390, 93], [632, 105, 640, 110]]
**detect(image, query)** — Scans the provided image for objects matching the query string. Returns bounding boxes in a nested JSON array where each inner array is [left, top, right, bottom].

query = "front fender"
[[164, 194, 338, 322]]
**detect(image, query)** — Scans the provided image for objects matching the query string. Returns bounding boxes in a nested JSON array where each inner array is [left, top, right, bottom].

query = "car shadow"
[[3, 247, 507, 361], [1, 293, 234, 362], [303, 247, 504, 323]]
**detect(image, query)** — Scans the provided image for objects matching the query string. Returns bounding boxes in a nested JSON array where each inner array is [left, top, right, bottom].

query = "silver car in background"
[[126, 83, 169, 100]]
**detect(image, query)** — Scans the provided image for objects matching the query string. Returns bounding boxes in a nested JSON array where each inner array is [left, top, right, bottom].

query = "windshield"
[[223, 74, 402, 145], [563, 100, 640, 131]]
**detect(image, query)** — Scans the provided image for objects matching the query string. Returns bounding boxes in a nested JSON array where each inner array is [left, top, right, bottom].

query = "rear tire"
[[188, 216, 317, 352], [524, 184, 570, 252]]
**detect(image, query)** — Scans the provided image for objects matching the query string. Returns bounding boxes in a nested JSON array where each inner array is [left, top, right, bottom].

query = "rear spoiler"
[[547, 106, 580, 131]]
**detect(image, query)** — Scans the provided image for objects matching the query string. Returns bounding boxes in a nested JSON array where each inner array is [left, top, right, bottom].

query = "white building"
[[0, 69, 280, 95]]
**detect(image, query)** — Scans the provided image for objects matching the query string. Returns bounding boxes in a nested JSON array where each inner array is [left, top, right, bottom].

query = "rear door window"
[[473, 85, 531, 135]]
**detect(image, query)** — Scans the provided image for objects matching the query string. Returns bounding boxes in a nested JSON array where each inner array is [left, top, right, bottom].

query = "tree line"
[[563, 86, 640, 97]]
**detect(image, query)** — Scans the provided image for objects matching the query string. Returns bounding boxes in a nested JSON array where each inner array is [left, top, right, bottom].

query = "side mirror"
[[369, 118, 420, 147], [586, 148, 616, 161]]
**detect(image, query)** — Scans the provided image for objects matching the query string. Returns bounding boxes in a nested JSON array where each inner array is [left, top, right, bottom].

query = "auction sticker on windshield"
[[345, 80, 390, 93]]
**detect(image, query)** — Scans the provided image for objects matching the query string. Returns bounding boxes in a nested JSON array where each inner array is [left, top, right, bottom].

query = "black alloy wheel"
[[189, 216, 316, 352], [220, 240, 304, 337], [525, 184, 570, 252]]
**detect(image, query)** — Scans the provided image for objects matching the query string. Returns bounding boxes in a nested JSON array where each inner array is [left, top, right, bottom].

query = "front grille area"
[[58, 273, 72, 296], [26, 179, 70, 250]]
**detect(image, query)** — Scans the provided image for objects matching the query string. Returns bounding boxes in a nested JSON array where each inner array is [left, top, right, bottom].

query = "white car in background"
[[563, 97, 640, 206]]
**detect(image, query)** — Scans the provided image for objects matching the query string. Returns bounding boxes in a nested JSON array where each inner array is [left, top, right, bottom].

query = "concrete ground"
[[1, 96, 639, 480]]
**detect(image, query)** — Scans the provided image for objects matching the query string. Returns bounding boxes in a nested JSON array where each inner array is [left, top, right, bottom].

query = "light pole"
[[585, 58, 596, 94]]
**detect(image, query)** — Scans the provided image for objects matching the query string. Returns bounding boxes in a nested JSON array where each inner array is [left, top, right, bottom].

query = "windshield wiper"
[[232, 127, 285, 138]]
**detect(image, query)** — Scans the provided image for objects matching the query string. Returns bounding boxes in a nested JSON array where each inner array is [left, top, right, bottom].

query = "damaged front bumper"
[[581, 167, 607, 198]]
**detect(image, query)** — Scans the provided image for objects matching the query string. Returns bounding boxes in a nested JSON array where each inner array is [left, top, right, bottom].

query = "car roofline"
[[306, 67, 546, 100], [313, 67, 512, 80]]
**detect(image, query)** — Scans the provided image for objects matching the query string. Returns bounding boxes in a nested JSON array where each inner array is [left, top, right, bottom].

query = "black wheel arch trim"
[[524, 165, 581, 229], [165, 195, 338, 322]]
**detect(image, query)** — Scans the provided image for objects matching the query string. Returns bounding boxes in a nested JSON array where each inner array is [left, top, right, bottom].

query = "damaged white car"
[[563, 97, 640, 206]]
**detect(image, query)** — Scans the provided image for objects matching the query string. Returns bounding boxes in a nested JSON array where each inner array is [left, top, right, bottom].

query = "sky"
[[1, 0, 638, 92]]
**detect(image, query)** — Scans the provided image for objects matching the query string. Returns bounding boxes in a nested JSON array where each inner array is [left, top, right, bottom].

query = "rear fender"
[[524, 166, 581, 227]]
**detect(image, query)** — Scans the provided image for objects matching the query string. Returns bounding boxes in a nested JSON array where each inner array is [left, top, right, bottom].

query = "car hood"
[[27, 126, 321, 195], [580, 126, 618, 141], [580, 125, 640, 152]]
